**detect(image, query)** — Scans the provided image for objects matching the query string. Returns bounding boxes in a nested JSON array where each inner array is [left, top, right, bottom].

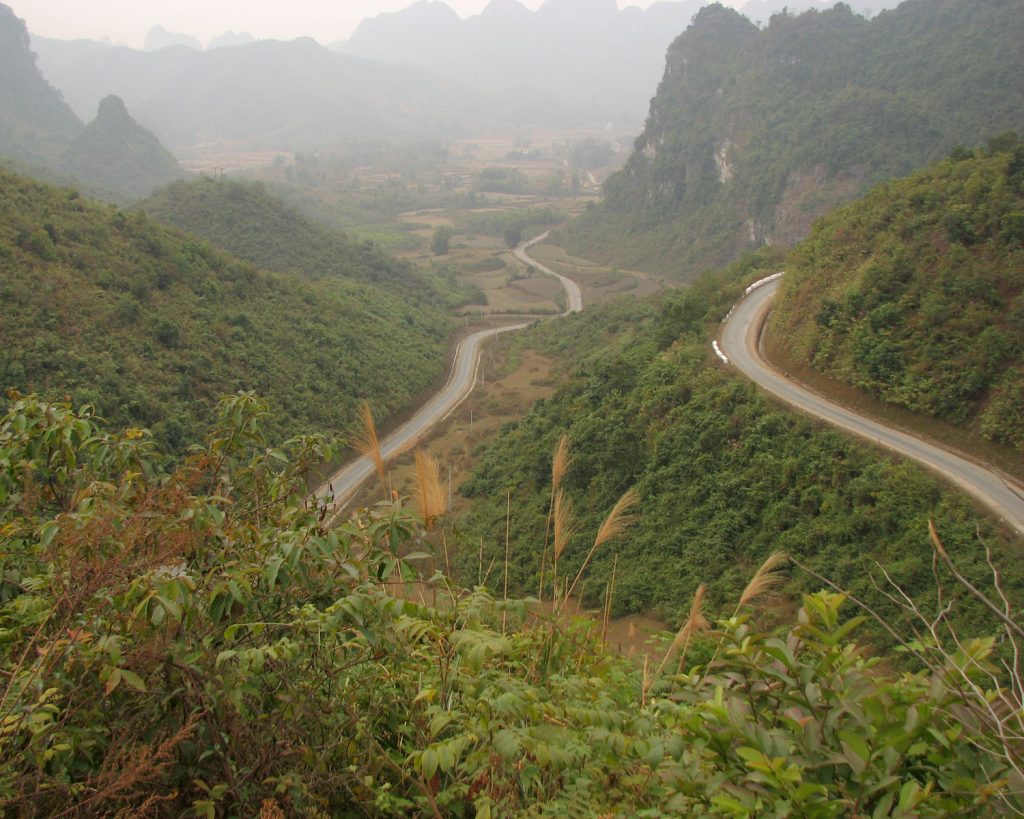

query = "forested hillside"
[[0, 170, 453, 452], [565, 0, 1024, 279], [455, 250, 1022, 635], [61, 95, 184, 203], [141, 177, 479, 307], [769, 139, 1024, 451]]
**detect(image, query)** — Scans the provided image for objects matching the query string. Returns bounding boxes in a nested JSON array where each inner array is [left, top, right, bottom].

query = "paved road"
[[514, 231, 584, 314], [720, 280, 1024, 537], [315, 234, 581, 514]]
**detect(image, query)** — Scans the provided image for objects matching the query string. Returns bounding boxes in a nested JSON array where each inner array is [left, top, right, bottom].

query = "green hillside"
[[454, 250, 1022, 635], [140, 177, 478, 307], [61, 95, 185, 203], [0, 169, 453, 452], [768, 140, 1024, 451], [565, 0, 1024, 280]]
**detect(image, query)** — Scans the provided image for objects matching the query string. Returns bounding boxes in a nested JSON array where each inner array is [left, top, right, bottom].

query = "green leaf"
[[104, 667, 122, 695], [120, 670, 147, 692], [39, 520, 59, 548]]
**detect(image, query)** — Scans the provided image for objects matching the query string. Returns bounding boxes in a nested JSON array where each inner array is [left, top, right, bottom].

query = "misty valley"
[[1, 0, 1024, 815]]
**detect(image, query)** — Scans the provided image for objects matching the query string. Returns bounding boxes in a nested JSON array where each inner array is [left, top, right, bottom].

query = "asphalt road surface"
[[315, 234, 581, 515], [720, 279, 1024, 537]]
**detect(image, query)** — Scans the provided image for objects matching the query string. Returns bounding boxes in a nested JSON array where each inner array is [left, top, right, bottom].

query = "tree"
[[431, 225, 454, 256], [504, 226, 523, 249]]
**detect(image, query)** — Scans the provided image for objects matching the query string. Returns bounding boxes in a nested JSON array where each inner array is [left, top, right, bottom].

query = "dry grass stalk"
[[550, 489, 577, 595], [602, 554, 618, 644], [540, 434, 572, 600], [563, 488, 639, 606], [641, 654, 650, 707], [738, 551, 788, 609], [658, 584, 708, 673], [552, 434, 571, 493], [413, 449, 445, 531], [352, 401, 386, 491], [503, 490, 511, 631]]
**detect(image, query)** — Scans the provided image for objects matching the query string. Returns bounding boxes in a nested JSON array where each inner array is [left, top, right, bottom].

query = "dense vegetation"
[[769, 140, 1024, 450], [1, 391, 1021, 815], [565, 0, 1024, 280], [455, 249, 1022, 637], [0, 170, 454, 452], [140, 177, 479, 308]]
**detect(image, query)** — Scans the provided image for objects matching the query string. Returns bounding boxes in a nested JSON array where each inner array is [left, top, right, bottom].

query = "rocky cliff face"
[[565, 0, 1024, 280], [0, 3, 82, 165]]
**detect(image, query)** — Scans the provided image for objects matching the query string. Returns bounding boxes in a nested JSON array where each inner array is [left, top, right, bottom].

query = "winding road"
[[314, 232, 582, 514], [720, 280, 1024, 537]]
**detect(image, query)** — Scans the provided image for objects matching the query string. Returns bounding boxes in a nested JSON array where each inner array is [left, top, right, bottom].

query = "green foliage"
[[431, 225, 453, 256], [0, 169, 454, 453], [770, 141, 1024, 450], [456, 250, 1022, 636], [141, 176, 477, 308], [0, 394, 1018, 814], [456, 206, 558, 243], [566, 0, 1024, 280], [473, 167, 529, 194]]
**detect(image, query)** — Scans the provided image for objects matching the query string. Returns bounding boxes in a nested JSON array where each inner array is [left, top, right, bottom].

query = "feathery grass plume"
[[540, 433, 572, 600], [552, 433, 571, 493], [413, 449, 445, 530], [563, 488, 640, 606], [551, 489, 576, 581], [658, 584, 708, 673], [352, 401, 386, 491], [602, 554, 618, 644], [738, 552, 788, 609]]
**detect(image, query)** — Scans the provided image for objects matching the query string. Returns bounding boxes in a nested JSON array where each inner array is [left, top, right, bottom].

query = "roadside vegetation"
[[769, 139, 1024, 451], [455, 247, 1023, 643]]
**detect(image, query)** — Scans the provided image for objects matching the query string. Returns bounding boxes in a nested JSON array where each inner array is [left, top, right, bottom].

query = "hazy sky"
[[9, 0, 737, 48]]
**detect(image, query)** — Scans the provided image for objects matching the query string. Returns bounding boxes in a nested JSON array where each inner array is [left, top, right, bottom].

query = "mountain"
[[337, 0, 706, 124], [31, 34, 576, 152], [143, 25, 201, 51], [208, 31, 255, 49], [0, 168, 454, 453], [335, 0, 902, 125], [139, 177, 477, 307], [60, 95, 185, 202], [767, 138, 1024, 451], [563, 0, 1024, 280], [0, 4, 81, 165]]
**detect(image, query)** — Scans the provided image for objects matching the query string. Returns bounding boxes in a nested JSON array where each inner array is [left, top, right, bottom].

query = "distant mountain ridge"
[[30, 31, 580, 153], [334, 0, 900, 124], [564, 0, 1024, 279]]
